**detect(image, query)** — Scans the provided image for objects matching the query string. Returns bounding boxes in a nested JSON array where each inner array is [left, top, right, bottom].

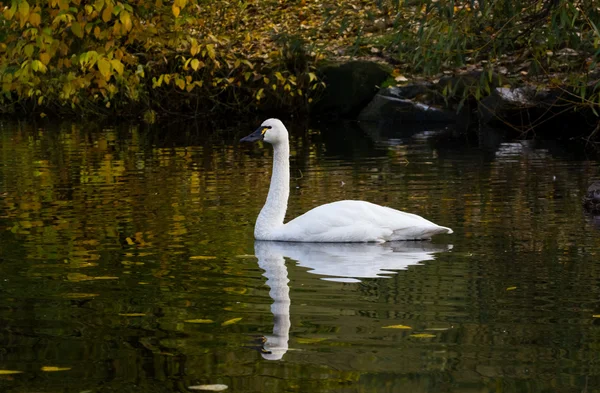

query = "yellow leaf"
[[102, 5, 113, 22], [110, 59, 124, 75], [175, 78, 185, 90], [29, 12, 41, 26], [185, 319, 214, 324], [506, 286, 517, 291], [125, 237, 135, 245], [382, 325, 412, 329], [206, 44, 215, 60], [18, 1, 30, 27], [593, 315, 600, 318], [274, 72, 284, 82], [190, 59, 200, 71], [189, 255, 216, 260], [3, 2, 17, 20], [308, 72, 317, 82], [120, 11, 132, 31], [118, 313, 146, 317], [98, 58, 111, 79], [172, 5, 180, 17], [221, 317, 242, 326], [188, 385, 228, 391], [39, 52, 51, 65], [41, 366, 71, 372], [0, 370, 23, 375], [409, 333, 436, 338]]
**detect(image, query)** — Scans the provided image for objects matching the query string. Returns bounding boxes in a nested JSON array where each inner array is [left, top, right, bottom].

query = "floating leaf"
[[409, 333, 436, 338], [188, 385, 228, 391], [221, 317, 242, 326], [185, 319, 214, 324], [506, 286, 517, 291], [0, 370, 23, 375], [41, 366, 71, 372], [383, 324, 412, 329], [125, 237, 135, 246]]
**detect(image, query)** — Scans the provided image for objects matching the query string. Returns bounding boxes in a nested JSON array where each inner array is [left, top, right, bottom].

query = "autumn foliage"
[[0, 0, 329, 119]]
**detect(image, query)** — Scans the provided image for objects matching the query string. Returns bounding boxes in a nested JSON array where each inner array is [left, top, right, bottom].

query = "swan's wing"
[[281, 200, 451, 242]]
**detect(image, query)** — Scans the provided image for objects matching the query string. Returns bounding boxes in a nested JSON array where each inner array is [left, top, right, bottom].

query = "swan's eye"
[[261, 126, 272, 135]]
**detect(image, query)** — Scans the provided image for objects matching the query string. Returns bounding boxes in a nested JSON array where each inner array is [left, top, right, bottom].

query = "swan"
[[240, 119, 453, 242]]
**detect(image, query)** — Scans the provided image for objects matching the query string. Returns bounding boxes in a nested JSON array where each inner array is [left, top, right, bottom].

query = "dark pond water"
[[1, 120, 600, 393]]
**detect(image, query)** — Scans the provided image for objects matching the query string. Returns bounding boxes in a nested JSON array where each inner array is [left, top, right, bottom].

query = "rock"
[[358, 86, 456, 124], [312, 61, 391, 117], [583, 181, 600, 215], [478, 86, 594, 137]]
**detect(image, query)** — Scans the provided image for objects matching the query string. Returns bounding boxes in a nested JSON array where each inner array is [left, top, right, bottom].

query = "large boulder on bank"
[[358, 85, 456, 124], [478, 86, 595, 136], [312, 61, 391, 117]]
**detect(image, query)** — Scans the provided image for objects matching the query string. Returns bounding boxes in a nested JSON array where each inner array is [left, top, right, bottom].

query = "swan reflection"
[[254, 241, 452, 360]]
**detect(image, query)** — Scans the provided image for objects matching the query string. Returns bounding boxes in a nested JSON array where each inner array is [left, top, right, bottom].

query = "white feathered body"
[[256, 200, 452, 242], [245, 118, 453, 243]]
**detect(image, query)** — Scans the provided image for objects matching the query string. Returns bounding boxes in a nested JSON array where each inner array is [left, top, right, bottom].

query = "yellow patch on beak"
[[261, 127, 268, 135]]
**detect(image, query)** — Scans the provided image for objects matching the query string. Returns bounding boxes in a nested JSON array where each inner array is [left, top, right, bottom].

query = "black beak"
[[240, 127, 265, 143]]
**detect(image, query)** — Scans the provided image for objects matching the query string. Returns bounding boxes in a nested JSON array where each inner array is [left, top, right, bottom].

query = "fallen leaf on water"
[[119, 313, 146, 317], [297, 337, 328, 344], [409, 333, 436, 338], [506, 286, 517, 291], [188, 384, 228, 391], [185, 319, 214, 324], [189, 256, 217, 260], [383, 325, 412, 329], [221, 317, 242, 326], [41, 366, 71, 372], [0, 370, 23, 375]]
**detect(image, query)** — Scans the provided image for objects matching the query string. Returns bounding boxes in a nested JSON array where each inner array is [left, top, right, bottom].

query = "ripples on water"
[[0, 121, 600, 393]]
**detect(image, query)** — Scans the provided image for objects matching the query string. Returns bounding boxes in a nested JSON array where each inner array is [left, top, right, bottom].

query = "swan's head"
[[240, 118, 288, 145]]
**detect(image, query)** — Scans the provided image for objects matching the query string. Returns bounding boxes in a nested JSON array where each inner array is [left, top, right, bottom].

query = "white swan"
[[241, 119, 453, 242]]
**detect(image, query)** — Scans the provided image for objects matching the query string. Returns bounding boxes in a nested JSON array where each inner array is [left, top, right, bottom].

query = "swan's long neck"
[[255, 140, 290, 238]]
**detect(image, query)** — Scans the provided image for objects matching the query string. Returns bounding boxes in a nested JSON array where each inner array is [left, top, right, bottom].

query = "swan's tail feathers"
[[439, 226, 453, 234]]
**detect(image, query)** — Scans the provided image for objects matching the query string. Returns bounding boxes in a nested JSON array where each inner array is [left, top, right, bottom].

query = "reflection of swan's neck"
[[256, 243, 290, 361], [255, 140, 290, 239]]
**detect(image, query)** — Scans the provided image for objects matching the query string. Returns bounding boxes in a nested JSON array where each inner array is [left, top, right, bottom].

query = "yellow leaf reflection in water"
[[66, 273, 119, 282], [382, 325, 412, 329], [221, 317, 242, 326], [409, 333, 436, 338], [41, 366, 71, 372], [0, 370, 23, 375], [185, 319, 214, 324]]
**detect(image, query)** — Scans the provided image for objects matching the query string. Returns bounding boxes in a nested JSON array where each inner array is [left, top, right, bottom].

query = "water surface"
[[1, 120, 599, 393]]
